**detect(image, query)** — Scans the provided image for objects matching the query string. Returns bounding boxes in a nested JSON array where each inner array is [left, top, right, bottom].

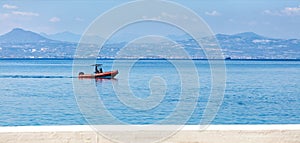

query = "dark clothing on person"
[[95, 66, 100, 73], [95, 65, 103, 73]]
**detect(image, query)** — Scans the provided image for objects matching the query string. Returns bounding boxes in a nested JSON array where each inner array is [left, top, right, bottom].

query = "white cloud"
[[49, 17, 60, 22], [264, 5, 300, 16], [205, 10, 221, 16], [2, 4, 18, 9], [281, 6, 300, 16], [75, 17, 83, 22], [263, 10, 276, 15], [12, 11, 39, 16]]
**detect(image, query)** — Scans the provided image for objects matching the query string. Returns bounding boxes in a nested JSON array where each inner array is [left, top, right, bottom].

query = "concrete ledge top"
[[1, 125, 300, 132]]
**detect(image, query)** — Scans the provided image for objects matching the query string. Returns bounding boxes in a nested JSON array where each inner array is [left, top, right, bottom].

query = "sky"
[[1, 0, 300, 39]]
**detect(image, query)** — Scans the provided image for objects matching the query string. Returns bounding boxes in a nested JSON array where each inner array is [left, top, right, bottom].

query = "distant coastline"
[[0, 58, 300, 61], [1, 28, 300, 60]]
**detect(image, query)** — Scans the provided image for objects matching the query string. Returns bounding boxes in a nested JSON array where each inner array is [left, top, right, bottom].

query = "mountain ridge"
[[0, 28, 58, 43], [0, 28, 292, 43], [0, 28, 299, 59], [40, 31, 81, 43]]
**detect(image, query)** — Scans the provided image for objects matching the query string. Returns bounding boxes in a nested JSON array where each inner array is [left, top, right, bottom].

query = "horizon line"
[[1, 27, 297, 40]]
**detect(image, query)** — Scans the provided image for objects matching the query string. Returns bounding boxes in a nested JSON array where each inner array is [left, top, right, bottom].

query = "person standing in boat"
[[95, 65, 103, 73], [95, 65, 99, 73]]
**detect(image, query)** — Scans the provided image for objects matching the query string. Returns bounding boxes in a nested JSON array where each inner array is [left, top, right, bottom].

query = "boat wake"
[[0, 75, 74, 79]]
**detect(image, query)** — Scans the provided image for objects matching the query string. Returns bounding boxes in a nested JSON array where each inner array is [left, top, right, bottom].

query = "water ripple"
[[0, 75, 74, 79]]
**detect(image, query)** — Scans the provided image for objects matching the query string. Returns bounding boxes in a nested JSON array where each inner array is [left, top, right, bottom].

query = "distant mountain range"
[[40, 31, 81, 43], [0, 28, 58, 43], [214, 32, 300, 59], [0, 28, 75, 58], [0, 28, 299, 59]]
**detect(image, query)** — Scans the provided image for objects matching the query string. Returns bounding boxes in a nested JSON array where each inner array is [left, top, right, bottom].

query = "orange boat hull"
[[78, 70, 118, 79]]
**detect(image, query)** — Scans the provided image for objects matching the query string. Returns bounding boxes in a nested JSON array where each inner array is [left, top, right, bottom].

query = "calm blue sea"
[[0, 59, 299, 126]]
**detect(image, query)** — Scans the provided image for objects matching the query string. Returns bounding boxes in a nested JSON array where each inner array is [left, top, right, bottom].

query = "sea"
[[0, 59, 299, 126]]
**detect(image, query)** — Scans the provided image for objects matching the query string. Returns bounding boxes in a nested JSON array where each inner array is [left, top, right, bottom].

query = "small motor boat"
[[78, 64, 118, 79], [78, 70, 118, 79]]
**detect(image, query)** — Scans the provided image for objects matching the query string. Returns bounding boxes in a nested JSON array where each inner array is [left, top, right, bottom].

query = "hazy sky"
[[1, 0, 300, 39]]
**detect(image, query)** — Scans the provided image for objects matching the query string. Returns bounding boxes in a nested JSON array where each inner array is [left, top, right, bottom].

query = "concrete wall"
[[0, 125, 299, 143]]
